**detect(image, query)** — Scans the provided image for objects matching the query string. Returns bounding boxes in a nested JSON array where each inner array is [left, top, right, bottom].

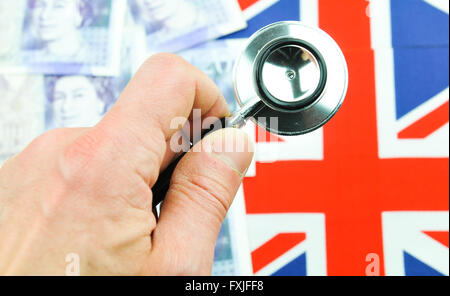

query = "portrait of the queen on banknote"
[[42, 26, 138, 130], [129, 0, 246, 54], [44, 75, 117, 129], [0, 0, 125, 76]]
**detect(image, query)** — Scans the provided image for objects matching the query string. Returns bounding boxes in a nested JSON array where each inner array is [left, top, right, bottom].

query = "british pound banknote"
[[129, 0, 247, 54], [0, 75, 45, 166], [212, 187, 253, 276], [1, 23, 143, 165], [44, 22, 143, 129], [0, 0, 126, 76]]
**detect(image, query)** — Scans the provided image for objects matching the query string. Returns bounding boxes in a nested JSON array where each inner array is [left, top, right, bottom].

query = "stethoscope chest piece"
[[234, 21, 348, 135], [151, 21, 349, 207]]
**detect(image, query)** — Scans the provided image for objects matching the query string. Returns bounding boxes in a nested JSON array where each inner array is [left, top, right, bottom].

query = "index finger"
[[75, 53, 230, 187]]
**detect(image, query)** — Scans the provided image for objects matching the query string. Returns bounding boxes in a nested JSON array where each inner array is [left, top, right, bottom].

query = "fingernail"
[[205, 128, 254, 177]]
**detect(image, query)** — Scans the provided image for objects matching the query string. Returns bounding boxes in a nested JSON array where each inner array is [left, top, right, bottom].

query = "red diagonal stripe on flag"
[[398, 101, 449, 139], [251, 233, 306, 273], [238, 0, 259, 10], [423, 231, 449, 248]]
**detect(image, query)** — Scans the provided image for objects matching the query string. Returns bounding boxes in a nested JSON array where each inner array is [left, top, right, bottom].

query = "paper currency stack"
[[0, 0, 251, 275]]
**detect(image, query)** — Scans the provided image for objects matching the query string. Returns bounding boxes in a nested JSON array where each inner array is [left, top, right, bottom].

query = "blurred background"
[[0, 0, 448, 276]]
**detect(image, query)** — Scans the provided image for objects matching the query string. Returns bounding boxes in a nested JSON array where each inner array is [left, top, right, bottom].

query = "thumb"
[[148, 128, 254, 275]]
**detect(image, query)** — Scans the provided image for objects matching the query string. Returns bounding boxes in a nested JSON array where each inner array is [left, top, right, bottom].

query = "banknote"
[[0, 21, 143, 165], [0, 75, 45, 166], [0, 0, 126, 76], [179, 38, 248, 113], [129, 0, 247, 54], [44, 24, 143, 130], [43, 75, 118, 129], [213, 217, 237, 275], [212, 187, 253, 276]]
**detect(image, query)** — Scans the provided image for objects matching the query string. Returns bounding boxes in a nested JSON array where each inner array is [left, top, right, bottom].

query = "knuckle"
[[64, 133, 99, 163], [61, 130, 105, 176]]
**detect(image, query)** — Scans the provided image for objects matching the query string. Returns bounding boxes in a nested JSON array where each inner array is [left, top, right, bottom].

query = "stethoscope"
[[152, 21, 348, 206]]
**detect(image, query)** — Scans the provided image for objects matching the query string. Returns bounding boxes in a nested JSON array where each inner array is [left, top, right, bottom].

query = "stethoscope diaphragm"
[[233, 21, 348, 135]]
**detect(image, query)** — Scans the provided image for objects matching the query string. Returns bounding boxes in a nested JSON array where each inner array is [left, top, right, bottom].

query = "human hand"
[[0, 54, 254, 275]]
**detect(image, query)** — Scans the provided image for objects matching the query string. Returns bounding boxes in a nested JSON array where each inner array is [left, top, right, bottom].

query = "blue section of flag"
[[224, 0, 300, 39], [393, 47, 449, 118], [403, 251, 445, 276], [390, 0, 450, 118], [390, 0, 449, 47], [271, 253, 307, 276]]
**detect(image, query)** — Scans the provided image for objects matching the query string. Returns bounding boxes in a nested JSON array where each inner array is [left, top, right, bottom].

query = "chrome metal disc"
[[233, 21, 348, 136]]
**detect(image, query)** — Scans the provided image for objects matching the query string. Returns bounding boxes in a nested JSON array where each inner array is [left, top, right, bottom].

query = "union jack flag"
[[233, 0, 449, 276]]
